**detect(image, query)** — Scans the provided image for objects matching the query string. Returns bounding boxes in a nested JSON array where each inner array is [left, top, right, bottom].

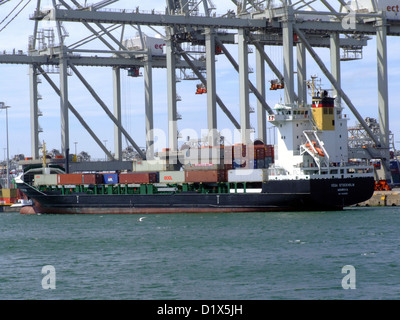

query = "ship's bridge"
[[268, 103, 311, 123]]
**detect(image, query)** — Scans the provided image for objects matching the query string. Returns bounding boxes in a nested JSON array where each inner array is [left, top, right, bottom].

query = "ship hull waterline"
[[17, 176, 375, 214]]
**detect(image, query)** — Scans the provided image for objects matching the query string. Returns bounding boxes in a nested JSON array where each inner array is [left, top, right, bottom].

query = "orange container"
[[185, 170, 226, 183], [57, 174, 83, 185], [82, 174, 103, 184], [119, 172, 158, 184]]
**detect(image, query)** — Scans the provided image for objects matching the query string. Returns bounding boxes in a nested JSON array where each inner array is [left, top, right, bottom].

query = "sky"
[[1, 0, 400, 160]]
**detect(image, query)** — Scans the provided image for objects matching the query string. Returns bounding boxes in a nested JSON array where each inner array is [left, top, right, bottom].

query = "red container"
[[119, 172, 158, 184], [82, 174, 103, 184], [254, 146, 265, 160], [185, 170, 226, 183], [233, 144, 246, 158], [57, 173, 83, 185], [265, 145, 274, 158]]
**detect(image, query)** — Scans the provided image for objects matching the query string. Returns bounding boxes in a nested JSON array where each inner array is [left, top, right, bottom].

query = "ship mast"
[[42, 140, 47, 172], [306, 76, 321, 98]]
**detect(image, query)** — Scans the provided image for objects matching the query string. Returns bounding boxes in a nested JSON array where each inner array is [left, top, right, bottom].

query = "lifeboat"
[[306, 141, 325, 157]]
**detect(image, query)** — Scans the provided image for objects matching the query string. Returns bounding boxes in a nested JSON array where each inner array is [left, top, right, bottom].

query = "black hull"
[[17, 176, 375, 214]]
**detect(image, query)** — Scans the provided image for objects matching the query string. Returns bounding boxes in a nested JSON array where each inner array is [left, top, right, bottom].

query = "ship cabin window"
[[332, 120, 335, 126], [329, 108, 333, 114]]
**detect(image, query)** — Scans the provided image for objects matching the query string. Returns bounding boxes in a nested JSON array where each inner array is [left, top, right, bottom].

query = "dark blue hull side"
[[17, 176, 374, 214]]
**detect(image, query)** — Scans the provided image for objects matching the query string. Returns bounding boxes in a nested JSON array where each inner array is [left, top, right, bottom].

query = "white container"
[[33, 174, 58, 186], [159, 171, 186, 183], [133, 159, 175, 172], [227, 169, 269, 183], [123, 35, 166, 56], [184, 163, 225, 171], [348, 0, 400, 20], [180, 147, 223, 164]]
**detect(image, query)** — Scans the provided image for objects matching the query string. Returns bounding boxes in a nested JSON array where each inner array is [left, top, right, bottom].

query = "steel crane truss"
[[0, 1, 395, 172]]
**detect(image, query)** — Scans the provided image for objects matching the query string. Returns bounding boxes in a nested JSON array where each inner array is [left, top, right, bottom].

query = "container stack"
[[264, 145, 275, 167], [228, 144, 273, 169], [32, 144, 275, 187]]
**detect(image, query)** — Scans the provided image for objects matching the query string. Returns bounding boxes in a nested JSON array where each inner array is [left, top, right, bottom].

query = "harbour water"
[[1, 206, 399, 300]]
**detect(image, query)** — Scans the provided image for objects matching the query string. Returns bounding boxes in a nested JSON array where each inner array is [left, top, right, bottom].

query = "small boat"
[[10, 199, 33, 208]]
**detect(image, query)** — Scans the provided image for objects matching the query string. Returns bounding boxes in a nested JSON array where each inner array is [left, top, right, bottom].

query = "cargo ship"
[[16, 80, 375, 214]]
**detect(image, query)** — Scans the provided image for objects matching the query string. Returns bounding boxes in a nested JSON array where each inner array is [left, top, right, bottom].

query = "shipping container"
[[224, 163, 233, 170], [348, 0, 400, 20], [82, 174, 103, 184], [34, 174, 58, 186], [184, 163, 225, 171], [185, 170, 226, 183], [57, 173, 83, 185], [265, 156, 274, 166], [265, 145, 275, 158], [180, 148, 223, 165], [256, 159, 265, 169], [123, 35, 166, 56], [233, 158, 246, 169], [223, 145, 233, 164], [133, 159, 176, 172], [201, 146, 224, 161], [228, 169, 269, 183], [159, 171, 186, 183], [103, 173, 119, 184], [233, 144, 246, 158], [0, 188, 18, 198], [254, 145, 265, 160], [119, 172, 158, 184]]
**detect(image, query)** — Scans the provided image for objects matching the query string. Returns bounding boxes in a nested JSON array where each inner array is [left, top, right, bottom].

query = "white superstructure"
[[267, 79, 371, 180]]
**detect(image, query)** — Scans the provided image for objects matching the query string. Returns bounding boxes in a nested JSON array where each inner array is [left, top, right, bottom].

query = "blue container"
[[249, 159, 257, 169], [103, 173, 119, 184], [390, 160, 399, 170], [265, 156, 274, 166], [233, 159, 245, 169], [257, 159, 265, 169]]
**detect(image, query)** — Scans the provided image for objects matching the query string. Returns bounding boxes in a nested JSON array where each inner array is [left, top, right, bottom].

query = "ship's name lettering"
[[339, 183, 354, 187], [331, 183, 354, 188]]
